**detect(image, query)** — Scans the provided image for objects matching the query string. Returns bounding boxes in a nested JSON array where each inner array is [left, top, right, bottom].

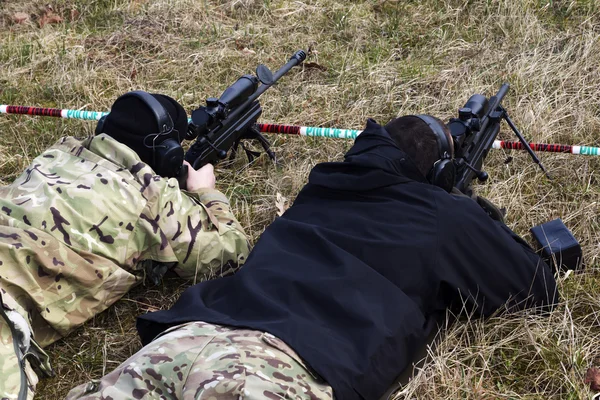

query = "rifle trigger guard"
[[231, 138, 241, 160]]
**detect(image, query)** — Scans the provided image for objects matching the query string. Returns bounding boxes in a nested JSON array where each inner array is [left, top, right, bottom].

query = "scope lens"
[[448, 120, 466, 137]]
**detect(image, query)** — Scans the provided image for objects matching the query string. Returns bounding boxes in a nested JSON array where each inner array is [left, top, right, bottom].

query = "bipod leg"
[[503, 110, 552, 179], [248, 126, 278, 165]]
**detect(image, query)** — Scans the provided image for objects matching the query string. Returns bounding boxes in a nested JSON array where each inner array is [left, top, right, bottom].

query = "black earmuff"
[[413, 114, 456, 193], [99, 91, 184, 178]]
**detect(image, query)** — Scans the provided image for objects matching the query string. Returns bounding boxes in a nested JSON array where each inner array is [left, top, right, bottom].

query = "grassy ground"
[[1, 0, 600, 398]]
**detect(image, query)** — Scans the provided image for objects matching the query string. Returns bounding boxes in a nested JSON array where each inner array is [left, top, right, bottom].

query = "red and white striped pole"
[[2, 104, 599, 156]]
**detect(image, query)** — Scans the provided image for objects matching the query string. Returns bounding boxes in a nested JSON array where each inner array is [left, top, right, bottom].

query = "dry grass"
[[1, 0, 600, 398], [397, 269, 600, 399]]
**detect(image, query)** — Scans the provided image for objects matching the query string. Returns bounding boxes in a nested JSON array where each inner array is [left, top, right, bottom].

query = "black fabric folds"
[[137, 119, 557, 400]]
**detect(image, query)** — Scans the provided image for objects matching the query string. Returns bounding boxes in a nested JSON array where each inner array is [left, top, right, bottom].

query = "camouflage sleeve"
[[153, 184, 250, 281], [186, 188, 247, 238]]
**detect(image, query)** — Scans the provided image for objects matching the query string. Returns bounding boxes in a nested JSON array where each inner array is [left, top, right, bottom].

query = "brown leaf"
[[130, 66, 137, 79], [38, 11, 63, 27], [130, 0, 148, 11], [585, 367, 600, 391], [275, 192, 288, 217], [12, 12, 30, 24], [70, 8, 80, 21], [304, 62, 327, 71], [234, 39, 245, 50]]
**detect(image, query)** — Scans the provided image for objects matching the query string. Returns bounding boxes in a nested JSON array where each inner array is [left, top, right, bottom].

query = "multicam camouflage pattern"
[[1, 290, 53, 400], [0, 134, 250, 399], [0, 306, 32, 400], [66, 321, 334, 400]]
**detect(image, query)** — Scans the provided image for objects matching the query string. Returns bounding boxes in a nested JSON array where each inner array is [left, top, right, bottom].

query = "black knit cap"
[[99, 93, 188, 168]]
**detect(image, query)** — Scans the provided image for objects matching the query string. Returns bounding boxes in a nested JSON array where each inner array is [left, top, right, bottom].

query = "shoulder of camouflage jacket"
[[0, 135, 248, 275]]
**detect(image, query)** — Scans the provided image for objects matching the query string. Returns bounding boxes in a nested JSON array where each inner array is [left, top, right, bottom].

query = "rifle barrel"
[[479, 83, 509, 133], [224, 50, 306, 125], [247, 50, 306, 102]]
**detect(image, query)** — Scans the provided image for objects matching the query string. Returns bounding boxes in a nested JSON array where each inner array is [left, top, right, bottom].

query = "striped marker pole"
[[0, 105, 107, 120], [257, 123, 600, 156], [258, 123, 363, 140], [2, 105, 599, 156], [492, 140, 600, 156]]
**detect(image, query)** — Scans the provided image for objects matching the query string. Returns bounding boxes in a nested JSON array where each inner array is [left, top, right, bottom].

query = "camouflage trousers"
[[67, 321, 334, 399]]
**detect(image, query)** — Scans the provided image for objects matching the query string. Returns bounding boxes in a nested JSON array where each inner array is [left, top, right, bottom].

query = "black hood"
[[309, 118, 427, 191]]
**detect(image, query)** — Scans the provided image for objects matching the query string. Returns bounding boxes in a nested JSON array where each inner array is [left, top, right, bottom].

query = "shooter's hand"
[[184, 161, 216, 191]]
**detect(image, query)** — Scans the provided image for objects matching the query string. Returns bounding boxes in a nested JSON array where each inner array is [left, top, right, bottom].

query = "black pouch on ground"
[[530, 218, 583, 271]]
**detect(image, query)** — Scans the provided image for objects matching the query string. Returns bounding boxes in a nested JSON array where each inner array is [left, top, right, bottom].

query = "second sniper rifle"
[[449, 83, 551, 197], [182, 50, 307, 177]]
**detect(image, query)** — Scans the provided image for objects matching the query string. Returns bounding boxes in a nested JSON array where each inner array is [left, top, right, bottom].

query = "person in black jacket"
[[68, 116, 558, 400]]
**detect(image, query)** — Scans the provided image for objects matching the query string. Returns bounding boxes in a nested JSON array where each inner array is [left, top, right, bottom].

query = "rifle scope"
[[463, 94, 488, 119], [218, 75, 259, 111], [448, 93, 492, 151], [187, 75, 259, 140]]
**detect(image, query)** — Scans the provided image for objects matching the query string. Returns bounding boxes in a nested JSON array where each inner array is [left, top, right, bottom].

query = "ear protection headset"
[[412, 114, 456, 193], [96, 91, 184, 178]]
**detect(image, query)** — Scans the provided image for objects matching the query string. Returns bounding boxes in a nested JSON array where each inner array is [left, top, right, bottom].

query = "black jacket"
[[137, 119, 557, 400]]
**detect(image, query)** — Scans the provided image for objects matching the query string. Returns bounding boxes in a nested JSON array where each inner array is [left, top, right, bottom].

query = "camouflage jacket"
[[0, 134, 250, 348]]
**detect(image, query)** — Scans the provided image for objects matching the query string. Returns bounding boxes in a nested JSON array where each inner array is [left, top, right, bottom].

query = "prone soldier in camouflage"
[[67, 321, 333, 400], [0, 93, 250, 399], [64, 98, 335, 399]]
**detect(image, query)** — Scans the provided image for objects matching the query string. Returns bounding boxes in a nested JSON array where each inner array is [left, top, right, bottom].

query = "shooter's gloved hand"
[[450, 187, 506, 223]]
